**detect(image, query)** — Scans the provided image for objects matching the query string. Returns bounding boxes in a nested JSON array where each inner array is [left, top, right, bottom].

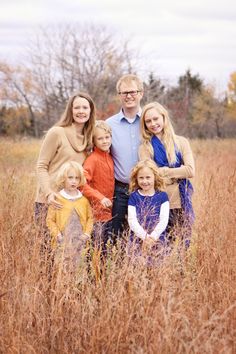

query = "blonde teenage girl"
[[139, 102, 195, 248]]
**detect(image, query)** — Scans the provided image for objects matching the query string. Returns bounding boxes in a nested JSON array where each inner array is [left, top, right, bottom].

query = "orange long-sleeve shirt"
[[82, 147, 114, 222]]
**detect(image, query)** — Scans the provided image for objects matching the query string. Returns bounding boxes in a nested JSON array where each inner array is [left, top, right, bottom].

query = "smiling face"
[[72, 96, 91, 127], [137, 166, 155, 195], [144, 108, 164, 138], [118, 80, 143, 112], [93, 127, 112, 152], [64, 168, 80, 195]]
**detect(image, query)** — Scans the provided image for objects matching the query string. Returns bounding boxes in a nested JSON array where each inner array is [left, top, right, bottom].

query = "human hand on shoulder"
[[101, 197, 112, 208], [47, 192, 63, 209]]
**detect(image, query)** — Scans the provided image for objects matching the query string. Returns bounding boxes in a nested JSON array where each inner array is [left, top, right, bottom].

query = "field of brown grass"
[[0, 137, 235, 354]]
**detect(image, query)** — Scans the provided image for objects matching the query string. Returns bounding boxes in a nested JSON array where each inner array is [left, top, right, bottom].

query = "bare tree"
[[27, 24, 138, 127], [143, 72, 166, 105], [0, 62, 40, 137]]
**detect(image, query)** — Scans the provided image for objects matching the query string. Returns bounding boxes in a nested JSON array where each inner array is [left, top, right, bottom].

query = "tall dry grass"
[[0, 137, 235, 354]]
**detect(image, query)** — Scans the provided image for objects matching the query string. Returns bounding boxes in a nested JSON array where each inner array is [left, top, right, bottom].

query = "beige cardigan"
[[139, 135, 195, 209], [35, 124, 88, 203]]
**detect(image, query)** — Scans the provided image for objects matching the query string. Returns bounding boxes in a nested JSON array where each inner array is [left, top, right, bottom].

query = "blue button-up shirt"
[[106, 109, 141, 184]]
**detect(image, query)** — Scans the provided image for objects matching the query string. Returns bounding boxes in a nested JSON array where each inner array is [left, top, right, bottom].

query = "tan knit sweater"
[[139, 135, 195, 209], [35, 124, 88, 203]]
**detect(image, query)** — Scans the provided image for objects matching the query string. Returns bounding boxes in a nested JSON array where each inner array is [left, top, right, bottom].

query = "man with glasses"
[[106, 74, 144, 241]]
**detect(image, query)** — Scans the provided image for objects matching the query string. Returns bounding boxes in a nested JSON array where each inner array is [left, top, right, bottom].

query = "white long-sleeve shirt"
[[128, 190, 169, 241]]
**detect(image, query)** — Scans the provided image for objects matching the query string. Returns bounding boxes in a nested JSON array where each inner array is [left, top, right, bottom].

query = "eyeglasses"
[[118, 90, 141, 98]]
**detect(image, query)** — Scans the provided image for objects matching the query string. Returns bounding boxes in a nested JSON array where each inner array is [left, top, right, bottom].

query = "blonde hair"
[[94, 120, 112, 138], [116, 74, 144, 93], [140, 102, 179, 164], [56, 92, 96, 151], [129, 159, 165, 193], [55, 161, 86, 191]]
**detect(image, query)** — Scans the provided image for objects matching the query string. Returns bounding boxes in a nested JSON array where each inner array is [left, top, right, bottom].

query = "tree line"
[[0, 24, 236, 138]]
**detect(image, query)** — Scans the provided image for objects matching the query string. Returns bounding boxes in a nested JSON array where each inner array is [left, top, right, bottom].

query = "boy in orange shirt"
[[82, 120, 114, 252]]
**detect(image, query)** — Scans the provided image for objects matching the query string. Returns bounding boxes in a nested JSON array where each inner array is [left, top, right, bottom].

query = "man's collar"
[[118, 108, 142, 122]]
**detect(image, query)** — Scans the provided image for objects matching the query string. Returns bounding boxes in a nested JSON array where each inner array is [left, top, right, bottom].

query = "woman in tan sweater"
[[139, 102, 195, 248], [35, 92, 96, 229]]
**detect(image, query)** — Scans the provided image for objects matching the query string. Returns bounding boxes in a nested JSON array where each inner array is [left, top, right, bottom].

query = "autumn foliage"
[[0, 25, 236, 138]]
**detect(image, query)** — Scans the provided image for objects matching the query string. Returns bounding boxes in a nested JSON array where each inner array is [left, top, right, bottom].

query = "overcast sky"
[[0, 0, 236, 93]]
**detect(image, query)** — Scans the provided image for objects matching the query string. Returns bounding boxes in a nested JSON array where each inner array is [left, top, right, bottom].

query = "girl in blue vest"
[[128, 159, 169, 261]]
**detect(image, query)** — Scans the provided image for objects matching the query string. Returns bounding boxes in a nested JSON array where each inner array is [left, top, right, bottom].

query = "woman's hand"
[[47, 192, 63, 209]]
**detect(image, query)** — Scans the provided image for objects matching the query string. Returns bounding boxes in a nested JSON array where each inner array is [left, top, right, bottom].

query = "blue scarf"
[[151, 135, 194, 225]]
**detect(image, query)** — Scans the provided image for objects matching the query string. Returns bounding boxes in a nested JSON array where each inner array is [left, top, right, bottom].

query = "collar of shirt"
[[93, 146, 111, 155], [59, 189, 83, 200], [117, 108, 142, 122]]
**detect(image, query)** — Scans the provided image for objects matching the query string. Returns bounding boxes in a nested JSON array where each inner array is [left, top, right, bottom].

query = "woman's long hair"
[[140, 102, 179, 164], [56, 92, 96, 150]]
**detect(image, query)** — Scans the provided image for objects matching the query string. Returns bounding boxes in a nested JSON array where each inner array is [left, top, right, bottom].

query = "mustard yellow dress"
[[46, 189, 93, 270]]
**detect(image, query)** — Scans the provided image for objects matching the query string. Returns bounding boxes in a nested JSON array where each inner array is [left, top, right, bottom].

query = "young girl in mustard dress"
[[46, 161, 93, 271]]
